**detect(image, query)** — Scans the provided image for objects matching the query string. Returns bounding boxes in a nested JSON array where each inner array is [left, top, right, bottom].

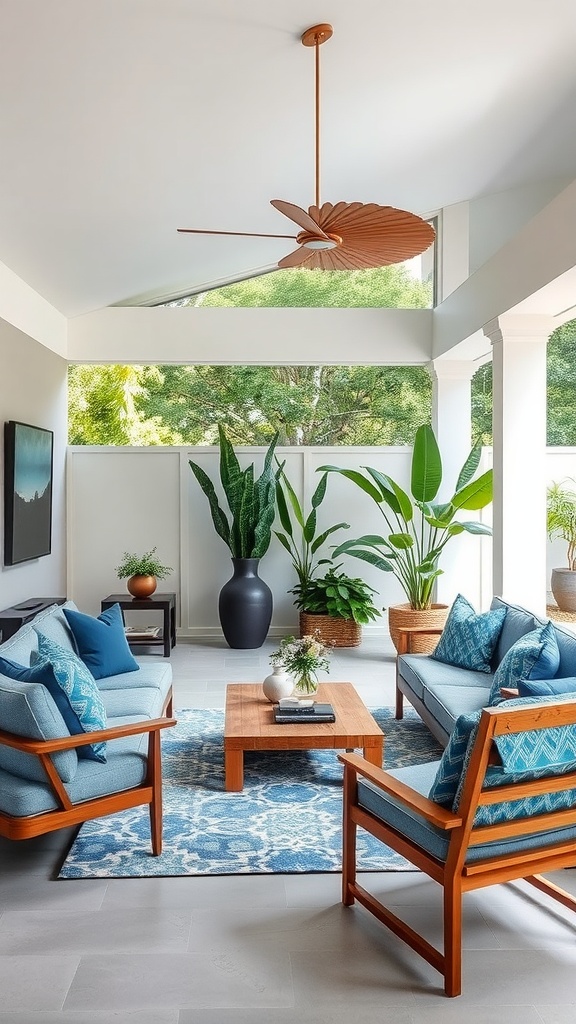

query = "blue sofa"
[[0, 601, 175, 849], [395, 596, 576, 745]]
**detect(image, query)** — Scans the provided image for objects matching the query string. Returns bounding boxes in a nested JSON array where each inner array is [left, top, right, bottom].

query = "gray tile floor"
[[1, 636, 576, 1020]]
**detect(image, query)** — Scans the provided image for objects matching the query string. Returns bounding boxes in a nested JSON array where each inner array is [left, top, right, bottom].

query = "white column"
[[429, 359, 474, 487], [484, 314, 553, 616], [428, 359, 481, 608]]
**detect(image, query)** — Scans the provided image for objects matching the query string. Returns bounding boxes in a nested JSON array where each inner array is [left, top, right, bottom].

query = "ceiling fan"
[[177, 23, 435, 271]]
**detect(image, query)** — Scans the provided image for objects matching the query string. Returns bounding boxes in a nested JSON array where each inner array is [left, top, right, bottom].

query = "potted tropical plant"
[[189, 426, 279, 648], [320, 423, 493, 652], [274, 464, 349, 598], [294, 566, 381, 648], [547, 478, 576, 612], [116, 547, 173, 598]]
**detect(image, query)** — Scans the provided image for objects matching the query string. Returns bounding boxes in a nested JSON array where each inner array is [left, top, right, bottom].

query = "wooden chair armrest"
[[0, 716, 177, 755], [499, 687, 519, 699], [396, 626, 444, 635], [338, 751, 461, 830], [395, 625, 444, 655]]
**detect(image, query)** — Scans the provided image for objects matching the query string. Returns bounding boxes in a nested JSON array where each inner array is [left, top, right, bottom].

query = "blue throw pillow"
[[431, 594, 506, 673], [518, 676, 576, 698], [489, 621, 560, 705], [2, 637, 107, 763], [63, 602, 139, 680], [428, 710, 481, 808]]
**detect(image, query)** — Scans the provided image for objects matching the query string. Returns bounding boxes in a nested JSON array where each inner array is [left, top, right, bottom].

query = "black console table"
[[101, 593, 176, 658], [0, 597, 66, 642]]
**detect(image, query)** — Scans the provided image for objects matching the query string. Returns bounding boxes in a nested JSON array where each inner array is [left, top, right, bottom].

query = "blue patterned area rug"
[[58, 707, 442, 879]]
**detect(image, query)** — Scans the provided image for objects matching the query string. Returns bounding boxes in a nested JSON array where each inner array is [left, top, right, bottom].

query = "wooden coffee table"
[[223, 682, 383, 791]]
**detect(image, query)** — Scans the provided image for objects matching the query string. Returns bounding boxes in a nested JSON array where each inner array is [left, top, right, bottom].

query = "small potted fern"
[[116, 547, 173, 598]]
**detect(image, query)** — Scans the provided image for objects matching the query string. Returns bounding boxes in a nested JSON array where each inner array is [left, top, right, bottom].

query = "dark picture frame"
[[4, 421, 54, 565]]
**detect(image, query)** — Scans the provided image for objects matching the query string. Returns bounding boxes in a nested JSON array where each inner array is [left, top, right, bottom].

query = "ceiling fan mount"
[[178, 24, 435, 271]]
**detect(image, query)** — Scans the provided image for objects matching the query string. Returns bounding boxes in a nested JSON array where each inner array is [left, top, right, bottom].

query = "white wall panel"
[[67, 444, 494, 638]]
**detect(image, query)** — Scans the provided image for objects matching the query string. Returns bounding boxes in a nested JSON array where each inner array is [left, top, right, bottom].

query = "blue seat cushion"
[[432, 594, 506, 673], [488, 622, 560, 705], [29, 634, 107, 762], [358, 761, 576, 864], [63, 603, 139, 680]]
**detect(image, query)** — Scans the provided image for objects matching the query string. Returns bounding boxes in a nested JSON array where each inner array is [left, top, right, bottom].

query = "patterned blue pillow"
[[428, 710, 481, 807], [431, 594, 506, 673], [31, 634, 107, 762], [453, 694, 576, 826], [489, 622, 560, 705], [63, 602, 139, 680]]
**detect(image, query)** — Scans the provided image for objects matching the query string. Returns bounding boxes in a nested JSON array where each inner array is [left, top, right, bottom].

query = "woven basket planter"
[[388, 603, 448, 654], [299, 611, 362, 648]]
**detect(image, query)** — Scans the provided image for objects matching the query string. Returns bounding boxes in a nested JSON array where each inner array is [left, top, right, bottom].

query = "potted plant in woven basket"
[[294, 567, 381, 648], [274, 466, 371, 646], [321, 423, 493, 653], [547, 478, 576, 612]]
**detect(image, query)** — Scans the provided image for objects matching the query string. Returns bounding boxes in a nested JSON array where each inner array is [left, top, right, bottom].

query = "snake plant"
[[189, 426, 279, 559]]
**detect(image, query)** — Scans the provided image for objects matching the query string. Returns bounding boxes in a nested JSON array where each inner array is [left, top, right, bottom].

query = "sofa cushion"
[[63, 602, 139, 680], [488, 622, 559, 705], [398, 654, 493, 702], [518, 676, 576, 698], [33, 600, 79, 653], [552, 622, 576, 678], [0, 678, 78, 784], [31, 634, 107, 762], [490, 597, 539, 667], [97, 659, 172, 694], [100, 686, 165, 720], [422, 683, 490, 740], [431, 594, 506, 673]]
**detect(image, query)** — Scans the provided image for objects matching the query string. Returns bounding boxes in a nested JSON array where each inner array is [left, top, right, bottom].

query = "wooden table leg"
[[363, 739, 384, 768], [224, 748, 244, 791]]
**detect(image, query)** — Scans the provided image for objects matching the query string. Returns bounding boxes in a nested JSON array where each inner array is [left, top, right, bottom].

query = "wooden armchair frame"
[[0, 711, 177, 852], [340, 699, 576, 997]]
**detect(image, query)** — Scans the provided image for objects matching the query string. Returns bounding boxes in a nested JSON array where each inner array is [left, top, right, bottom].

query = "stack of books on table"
[[273, 698, 335, 724], [124, 625, 161, 640]]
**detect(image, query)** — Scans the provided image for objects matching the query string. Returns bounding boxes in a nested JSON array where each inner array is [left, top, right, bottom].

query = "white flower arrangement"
[[270, 633, 331, 693]]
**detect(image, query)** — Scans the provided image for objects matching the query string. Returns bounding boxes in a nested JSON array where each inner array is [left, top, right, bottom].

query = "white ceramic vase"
[[262, 668, 294, 703]]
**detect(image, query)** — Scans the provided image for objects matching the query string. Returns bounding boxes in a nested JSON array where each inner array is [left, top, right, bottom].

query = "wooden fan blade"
[[270, 200, 330, 239], [303, 202, 436, 268], [177, 228, 297, 239], [277, 246, 315, 269]]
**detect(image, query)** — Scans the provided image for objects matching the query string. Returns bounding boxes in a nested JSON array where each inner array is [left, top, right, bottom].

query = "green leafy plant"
[[189, 425, 279, 559], [274, 466, 350, 603], [295, 567, 380, 625], [320, 423, 493, 610], [547, 478, 576, 570], [116, 547, 172, 579]]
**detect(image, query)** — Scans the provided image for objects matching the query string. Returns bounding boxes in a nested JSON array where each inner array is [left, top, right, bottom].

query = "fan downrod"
[[301, 24, 333, 47]]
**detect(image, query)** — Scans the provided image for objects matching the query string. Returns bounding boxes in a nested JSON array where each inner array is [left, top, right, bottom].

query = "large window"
[[68, 364, 432, 446]]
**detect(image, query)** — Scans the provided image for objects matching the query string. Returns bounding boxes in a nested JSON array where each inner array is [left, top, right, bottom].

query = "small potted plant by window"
[[116, 547, 173, 598]]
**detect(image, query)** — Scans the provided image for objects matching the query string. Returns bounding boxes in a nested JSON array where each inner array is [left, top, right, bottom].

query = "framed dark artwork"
[[4, 421, 54, 565]]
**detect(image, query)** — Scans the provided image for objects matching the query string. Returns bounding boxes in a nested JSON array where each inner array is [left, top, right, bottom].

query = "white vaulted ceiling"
[[2, 0, 576, 316]]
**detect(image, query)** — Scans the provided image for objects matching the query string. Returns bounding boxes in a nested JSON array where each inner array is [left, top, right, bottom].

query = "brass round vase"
[[126, 574, 158, 599]]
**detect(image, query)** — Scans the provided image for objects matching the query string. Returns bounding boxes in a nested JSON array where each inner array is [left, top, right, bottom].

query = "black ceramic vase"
[[218, 557, 273, 649]]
